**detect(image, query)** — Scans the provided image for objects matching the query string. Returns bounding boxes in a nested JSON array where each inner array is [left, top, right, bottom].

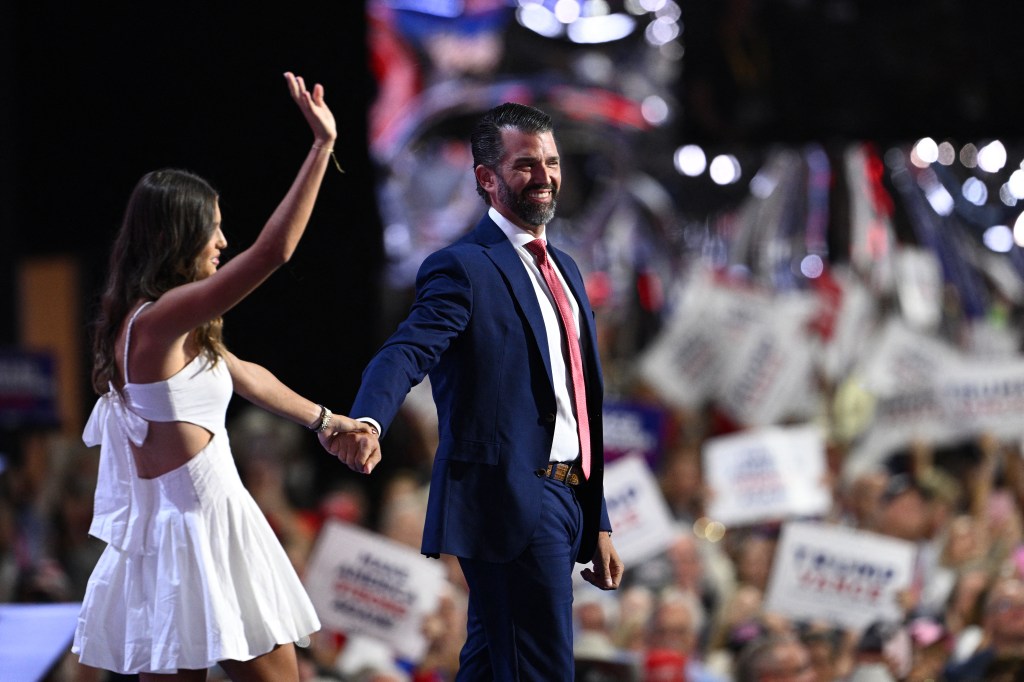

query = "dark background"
[[2, 3, 384, 426], [680, 0, 1024, 145]]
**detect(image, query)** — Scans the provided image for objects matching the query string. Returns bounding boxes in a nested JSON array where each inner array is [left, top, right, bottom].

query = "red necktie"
[[525, 239, 590, 480]]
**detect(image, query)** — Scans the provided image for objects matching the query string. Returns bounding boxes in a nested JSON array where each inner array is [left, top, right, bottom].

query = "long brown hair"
[[91, 169, 226, 393]]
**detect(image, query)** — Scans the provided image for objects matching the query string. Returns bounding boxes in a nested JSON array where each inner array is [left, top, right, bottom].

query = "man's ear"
[[475, 164, 495, 194]]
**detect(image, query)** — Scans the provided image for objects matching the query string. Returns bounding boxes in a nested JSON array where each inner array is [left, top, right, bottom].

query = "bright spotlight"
[[644, 16, 679, 45], [978, 140, 1008, 173], [640, 95, 669, 125], [709, 154, 741, 185], [749, 170, 778, 199], [1010, 170, 1024, 199], [1000, 184, 1018, 207], [554, 0, 582, 23], [1014, 212, 1024, 246], [517, 4, 563, 37], [800, 255, 825, 279], [983, 224, 1014, 253], [911, 137, 938, 167], [925, 184, 955, 216], [673, 144, 706, 176], [962, 177, 988, 206]]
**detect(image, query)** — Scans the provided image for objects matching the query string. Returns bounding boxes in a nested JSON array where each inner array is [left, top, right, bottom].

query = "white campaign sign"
[[844, 327, 1024, 477], [703, 424, 832, 526], [715, 292, 819, 426], [764, 521, 916, 632], [636, 276, 726, 409], [602, 454, 678, 567], [304, 520, 447, 662]]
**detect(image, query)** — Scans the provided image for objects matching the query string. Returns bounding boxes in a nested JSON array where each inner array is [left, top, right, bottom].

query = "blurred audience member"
[[416, 582, 468, 681], [845, 621, 909, 682], [905, 616, 950, 682], [799, 623, 851, 682], [705, 584, 767, 679], [646, 587, 724, 682], [573, 591, 619, 661], [838, 468, 887, 529], [734, 633, 816, 682], [660, 443, 707, 523], [613, 584, 656, 653], [944, 567, 991, 664], [944, 576, 1024, 681], [732, 529, 777, 592]]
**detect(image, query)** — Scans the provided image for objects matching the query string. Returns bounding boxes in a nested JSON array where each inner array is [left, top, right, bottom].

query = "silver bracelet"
[[317, 407, 333, 433], [309, 404, 332, 432]]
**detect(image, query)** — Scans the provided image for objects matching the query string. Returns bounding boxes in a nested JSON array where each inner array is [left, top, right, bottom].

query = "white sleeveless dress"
[[72, 302, 320, 674]]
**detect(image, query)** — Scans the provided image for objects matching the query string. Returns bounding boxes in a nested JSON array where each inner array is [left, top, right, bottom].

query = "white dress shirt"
[[489, 207, 583, 464]]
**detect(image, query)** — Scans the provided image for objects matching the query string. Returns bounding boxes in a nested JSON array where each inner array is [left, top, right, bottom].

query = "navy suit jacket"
[[352, 215, 611, 564]]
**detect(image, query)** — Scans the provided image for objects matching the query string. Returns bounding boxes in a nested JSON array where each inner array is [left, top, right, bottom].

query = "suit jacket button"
[[544, 413, 556, 423], [535, 468, 546, 477]]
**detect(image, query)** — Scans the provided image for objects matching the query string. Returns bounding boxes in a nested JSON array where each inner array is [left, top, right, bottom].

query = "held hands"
[[284, 71, 337, 148], [317, 415, 381, 475], [580, 531, 624, 591]]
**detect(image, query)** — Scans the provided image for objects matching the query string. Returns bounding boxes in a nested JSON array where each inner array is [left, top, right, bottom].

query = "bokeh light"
[[911, 137, 938, 167], [709, 154, 741, 185], [674, 144, 706, 176], [1014, 211, 1024, 246], [983, 224, 1014, 252], [554, 0, 582, 23], [1010, 170, 1024, 199], [960, 143, 979, 168], [800, 254, 825, 279], [977, 140, 1008, 173], [937, 141, 956, 165], [641, 95, 670, 125], [962, 177, 988, 206]]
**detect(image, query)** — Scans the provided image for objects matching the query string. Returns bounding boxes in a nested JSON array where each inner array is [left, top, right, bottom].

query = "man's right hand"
[[319, 420, 381, 474]]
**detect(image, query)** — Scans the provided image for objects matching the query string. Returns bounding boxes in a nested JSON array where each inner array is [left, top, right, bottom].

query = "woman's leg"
[[139, 668, 208, 682], [218, 643, 299, 682]]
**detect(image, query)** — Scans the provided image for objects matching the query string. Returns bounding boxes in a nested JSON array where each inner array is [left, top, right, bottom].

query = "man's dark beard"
[[496, 174, 557, 227]]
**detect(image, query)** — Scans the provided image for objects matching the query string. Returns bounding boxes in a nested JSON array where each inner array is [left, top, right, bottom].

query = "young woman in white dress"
[[73, 72, 378, 681]]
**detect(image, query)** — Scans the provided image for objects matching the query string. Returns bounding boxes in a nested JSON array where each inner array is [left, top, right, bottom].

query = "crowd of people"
[[4, 393, 1024, 680]]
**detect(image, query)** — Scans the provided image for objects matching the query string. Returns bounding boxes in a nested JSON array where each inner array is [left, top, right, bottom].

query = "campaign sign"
[[703, 424, 831, 526], [764, 521, 915, 632], [715, 294, 819, 426], [602, 401, 667, 468], [304, 520, 447, 662], [602, 455, 677, 567], [0, 350, 59, 428], [939, 361, 1024, 439]]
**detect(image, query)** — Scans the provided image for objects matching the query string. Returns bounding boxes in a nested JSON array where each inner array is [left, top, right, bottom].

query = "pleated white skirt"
[[72, 437, 320, 674]]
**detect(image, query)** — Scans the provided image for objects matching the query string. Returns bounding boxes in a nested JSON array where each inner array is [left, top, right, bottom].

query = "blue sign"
[[0, 350, 59, 428], [602, 401, 667, 469]]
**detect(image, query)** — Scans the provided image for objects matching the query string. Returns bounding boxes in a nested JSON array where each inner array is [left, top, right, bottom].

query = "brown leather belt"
[[543, 462, 581, 486]]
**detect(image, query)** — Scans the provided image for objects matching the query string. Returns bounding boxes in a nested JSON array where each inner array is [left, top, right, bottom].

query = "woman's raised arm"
[[142, 72, 339, 344]]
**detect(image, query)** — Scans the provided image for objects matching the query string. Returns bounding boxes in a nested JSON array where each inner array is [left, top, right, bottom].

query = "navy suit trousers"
[[456, 477, 584, 681]]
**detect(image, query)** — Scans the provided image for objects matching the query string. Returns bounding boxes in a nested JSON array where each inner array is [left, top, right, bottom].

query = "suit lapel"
[[475, 218, 556, 390]]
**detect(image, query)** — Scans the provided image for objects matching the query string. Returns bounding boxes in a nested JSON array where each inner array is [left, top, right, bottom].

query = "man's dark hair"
[[734, 634, 804, 682], [470, 102, 554, 204]]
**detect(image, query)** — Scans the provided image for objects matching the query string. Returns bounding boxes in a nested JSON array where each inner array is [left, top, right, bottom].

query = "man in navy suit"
[[336, 102, 623, 680]]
